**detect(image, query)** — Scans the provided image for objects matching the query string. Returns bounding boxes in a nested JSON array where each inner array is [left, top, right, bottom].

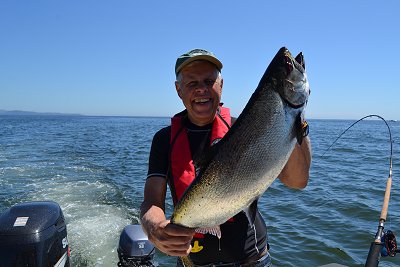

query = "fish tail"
[[180, 255, 193, 267]]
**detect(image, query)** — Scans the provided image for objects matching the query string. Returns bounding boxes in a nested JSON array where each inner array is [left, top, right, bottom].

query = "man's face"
[[175, 60, 223, 126]]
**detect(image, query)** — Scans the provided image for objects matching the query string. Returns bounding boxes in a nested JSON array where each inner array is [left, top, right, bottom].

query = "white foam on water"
[[66, 204, 131, 266], [29, 177, 135, 266]]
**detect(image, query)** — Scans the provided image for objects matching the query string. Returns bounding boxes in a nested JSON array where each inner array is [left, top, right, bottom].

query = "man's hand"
[[140, 176, 195, 256], [278, 136, 311, 189], [146, 219, 195, 256]]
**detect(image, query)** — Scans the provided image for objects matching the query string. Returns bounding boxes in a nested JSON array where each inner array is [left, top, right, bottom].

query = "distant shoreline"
[[0, 110, 397, 121], [0, 110, 169, 118], [0, 110, 83, 116]]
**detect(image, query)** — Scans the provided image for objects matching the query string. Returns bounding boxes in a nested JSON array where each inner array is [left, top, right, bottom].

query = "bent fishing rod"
[[323, 115, 397, 267]]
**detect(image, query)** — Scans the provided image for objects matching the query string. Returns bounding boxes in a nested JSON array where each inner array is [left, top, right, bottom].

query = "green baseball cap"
[[175, 49, 223, 76]]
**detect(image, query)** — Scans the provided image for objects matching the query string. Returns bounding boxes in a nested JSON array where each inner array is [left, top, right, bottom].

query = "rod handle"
[[380, 177, 392, 221]]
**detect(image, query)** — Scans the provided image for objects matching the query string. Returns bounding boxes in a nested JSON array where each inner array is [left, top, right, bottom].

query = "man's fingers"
[[158, 241, 192, 256], [164, 223, 195, 238]]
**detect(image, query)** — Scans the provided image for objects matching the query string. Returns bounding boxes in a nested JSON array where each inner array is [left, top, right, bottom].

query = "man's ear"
[[175, 81, 182, 99]]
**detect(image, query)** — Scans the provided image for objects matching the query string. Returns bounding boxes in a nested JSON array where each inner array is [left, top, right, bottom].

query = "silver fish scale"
[[172, 47, 309, 229]]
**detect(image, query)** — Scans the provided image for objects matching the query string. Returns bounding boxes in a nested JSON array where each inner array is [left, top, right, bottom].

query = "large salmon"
[[171, 47, 310, 264]]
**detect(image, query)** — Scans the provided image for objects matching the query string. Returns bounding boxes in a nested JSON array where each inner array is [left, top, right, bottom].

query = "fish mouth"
[[281, 52, 310, 108]]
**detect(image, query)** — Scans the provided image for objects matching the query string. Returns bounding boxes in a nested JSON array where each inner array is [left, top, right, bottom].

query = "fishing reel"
[[366, 228, 399, 266], [380, 230, 399, 257]]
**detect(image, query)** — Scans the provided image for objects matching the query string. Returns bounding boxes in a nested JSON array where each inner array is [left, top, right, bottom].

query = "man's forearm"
[[140, 202, 167, 238]]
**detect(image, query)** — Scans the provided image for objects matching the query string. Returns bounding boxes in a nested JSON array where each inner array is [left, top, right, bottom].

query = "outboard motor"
[[0, 201, 70, 267], [117, 224, 157, 267]]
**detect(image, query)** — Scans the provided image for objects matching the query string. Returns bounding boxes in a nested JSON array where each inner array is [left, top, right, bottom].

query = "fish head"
[[267, 47, 310, 108]]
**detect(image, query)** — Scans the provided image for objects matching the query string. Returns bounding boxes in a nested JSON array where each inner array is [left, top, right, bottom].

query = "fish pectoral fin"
[[195, 226, 221, 239]]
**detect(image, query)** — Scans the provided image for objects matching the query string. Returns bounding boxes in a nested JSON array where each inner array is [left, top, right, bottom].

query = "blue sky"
[[1, 0, 399, 119]]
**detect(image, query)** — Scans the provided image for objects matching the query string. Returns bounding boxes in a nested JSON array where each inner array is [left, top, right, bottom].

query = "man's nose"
[[194, 82, 209, 91]]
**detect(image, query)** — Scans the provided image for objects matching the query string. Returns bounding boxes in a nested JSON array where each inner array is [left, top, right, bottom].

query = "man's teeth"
[[195, 99, 210, 103]]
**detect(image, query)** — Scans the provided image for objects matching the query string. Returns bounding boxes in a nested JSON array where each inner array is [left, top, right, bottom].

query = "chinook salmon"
[[171, 47, 310, 264]]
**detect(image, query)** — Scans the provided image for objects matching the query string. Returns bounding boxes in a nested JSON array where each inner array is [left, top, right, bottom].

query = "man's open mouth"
[[194, 98, 211, 104]]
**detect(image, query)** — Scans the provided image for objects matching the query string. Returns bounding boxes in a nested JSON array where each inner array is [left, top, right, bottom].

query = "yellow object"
[[191, 241, 203, 253]]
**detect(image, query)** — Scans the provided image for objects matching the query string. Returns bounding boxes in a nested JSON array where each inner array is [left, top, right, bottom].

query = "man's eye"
[[204, 79, 215, 86], [187, 82, 197, 88]]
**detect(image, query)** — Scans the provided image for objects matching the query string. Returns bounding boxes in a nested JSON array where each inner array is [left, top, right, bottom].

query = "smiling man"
[[140, 49, 311, 266], [175, 59, 222, 126]]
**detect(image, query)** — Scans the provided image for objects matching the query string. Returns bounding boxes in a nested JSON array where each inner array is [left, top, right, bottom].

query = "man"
[[140, 49, 311, 266]]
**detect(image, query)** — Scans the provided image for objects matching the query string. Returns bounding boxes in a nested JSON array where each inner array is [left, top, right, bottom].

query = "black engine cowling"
[[0, 201, 70, 267]]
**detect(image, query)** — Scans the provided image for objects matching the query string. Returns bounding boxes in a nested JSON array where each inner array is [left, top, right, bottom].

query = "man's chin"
[[189, 112, 215, 125], [192, 102, 213, 113]]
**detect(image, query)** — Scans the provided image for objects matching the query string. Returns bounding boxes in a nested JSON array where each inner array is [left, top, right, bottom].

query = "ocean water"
[[0, 115, 399, 267]]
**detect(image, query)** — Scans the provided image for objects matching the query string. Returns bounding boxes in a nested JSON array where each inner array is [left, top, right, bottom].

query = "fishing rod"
[[323, 115, 397, 266]]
